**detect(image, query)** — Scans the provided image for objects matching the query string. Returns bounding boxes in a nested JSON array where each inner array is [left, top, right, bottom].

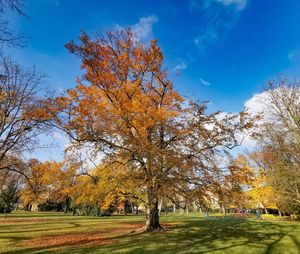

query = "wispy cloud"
[[191, 0, 246, 49], [194, 30, 218, 49], [174, 62, 187, 75], [132, 15, 158, 42], [288, 49, 300, 61], [199, 78, 211, 86], [217, 0, 247, 11], [190, 0, 247, 12], [115, 15, 158, 42]]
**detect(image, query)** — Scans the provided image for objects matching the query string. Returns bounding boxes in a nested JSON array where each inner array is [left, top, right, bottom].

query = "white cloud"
[[174, 62, 187, 75], [199, 78, 211, 86], [244, 91, 274, 122], [244, 92, 267, 114], [132, 15, 158, 41], [237, 133, 257, 150], [115, 15, 158, 42], [237, 90, 278, 152], [214, 91, 271, 154]]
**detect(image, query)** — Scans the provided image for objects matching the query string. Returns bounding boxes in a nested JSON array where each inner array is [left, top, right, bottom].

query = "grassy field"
[[0, 212, 300, 253]]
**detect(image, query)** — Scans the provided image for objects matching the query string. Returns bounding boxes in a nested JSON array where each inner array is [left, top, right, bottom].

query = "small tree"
[[0, 178, 20, 213]]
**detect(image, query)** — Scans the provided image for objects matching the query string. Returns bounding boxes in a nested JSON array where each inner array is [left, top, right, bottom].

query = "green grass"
[[0, 212, 300, 253]]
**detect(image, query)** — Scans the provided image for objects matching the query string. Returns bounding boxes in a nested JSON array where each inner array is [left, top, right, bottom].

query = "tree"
[[252, 78, 300, 213], [251, 147, 300, 214], [0, 56, 47, 179], [266, 78, 300, 143], [21, 159, 78, 212], [0, 175, 20, 213], [44, 28, 255, 231], [0, 159, 23, 213], [209, 156, 254, 215], [245, 154, 276, 213], [21, 159, 49, 208]]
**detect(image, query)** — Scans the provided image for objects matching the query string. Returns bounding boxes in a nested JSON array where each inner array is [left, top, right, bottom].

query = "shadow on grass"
[[0, 221, 83, 235], [3, 217, 300, 254]]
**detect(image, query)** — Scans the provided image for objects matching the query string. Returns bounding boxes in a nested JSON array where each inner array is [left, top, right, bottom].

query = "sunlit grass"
[[0, 211, 300, 253]]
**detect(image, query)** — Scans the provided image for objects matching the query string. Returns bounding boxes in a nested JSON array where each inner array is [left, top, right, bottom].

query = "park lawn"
[[0, 212, 300, 254]]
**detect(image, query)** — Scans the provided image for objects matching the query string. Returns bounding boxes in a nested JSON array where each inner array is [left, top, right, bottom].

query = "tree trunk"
[[173, 203, 176, 214], [193, 201, 197, 213], [220, 204, 226, 216], [136, 204, 139, 215], [64, 196, 71, 213], [158, 198, 162, 216], [179, 196, 185, 215], [179, 207, 184, 215], [145, 189, 161, 231], [131, 203, 134, 214]]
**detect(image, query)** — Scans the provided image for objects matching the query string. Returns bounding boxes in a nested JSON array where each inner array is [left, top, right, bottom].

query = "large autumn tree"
[[45, 28, 254, 231]]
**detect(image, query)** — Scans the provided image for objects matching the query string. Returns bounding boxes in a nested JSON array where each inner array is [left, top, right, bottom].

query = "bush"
[[38, 201, 64, 211], [262, 214, 276, 220], [290, 214, 300, 220]]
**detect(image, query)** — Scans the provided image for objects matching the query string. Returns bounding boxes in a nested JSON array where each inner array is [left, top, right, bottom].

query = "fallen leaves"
[[22, 223, 142, 248]]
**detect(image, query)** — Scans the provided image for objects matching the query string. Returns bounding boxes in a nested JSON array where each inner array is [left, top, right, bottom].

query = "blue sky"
[[6, 0, 300, 160]]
